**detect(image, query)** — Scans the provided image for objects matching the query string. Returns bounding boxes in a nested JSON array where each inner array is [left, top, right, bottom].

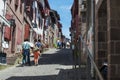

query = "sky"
[[48, 0, 74, 39]]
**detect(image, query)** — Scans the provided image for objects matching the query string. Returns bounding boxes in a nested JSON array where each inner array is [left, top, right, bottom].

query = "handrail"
[[80, 35, 104, 80], [0, 15, 10, 27]]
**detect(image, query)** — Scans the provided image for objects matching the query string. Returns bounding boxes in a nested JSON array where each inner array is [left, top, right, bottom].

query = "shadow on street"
[[16, 48, 74, 67], [6, 68, 76, 80], [12, 49, 81, 80], [38, 49, 74, 65]]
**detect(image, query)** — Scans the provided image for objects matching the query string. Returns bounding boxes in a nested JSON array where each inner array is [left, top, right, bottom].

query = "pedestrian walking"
[[33, 47, 40, 66], [22, 39, 31, 66], [57, 39, 61, 49], [35, 39, 43, 53], [71, 44, 75, 61], [71, 44, 77, 68]]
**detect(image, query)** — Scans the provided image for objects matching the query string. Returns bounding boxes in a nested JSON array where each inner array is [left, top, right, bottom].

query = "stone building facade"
[[0, 0, 62, 64], [96, 0, 120, 80], [5, 0, 24, 55], [71, 0, 120, 80]]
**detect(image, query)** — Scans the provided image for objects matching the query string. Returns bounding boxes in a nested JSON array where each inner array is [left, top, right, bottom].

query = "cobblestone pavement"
[[0, 48, 79, 80]]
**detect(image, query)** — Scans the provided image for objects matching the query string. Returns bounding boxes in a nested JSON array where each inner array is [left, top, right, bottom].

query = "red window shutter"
[[4, 26, 11, 41], [4, 14, 12, 41], [20, 0, 22, 13], [24, 24, 30, 40], [5, 14, 13, 20]]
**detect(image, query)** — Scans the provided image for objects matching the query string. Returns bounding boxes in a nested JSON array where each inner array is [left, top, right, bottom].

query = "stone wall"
[[107, 0, 120, 80], [95, 0, 107, 68]]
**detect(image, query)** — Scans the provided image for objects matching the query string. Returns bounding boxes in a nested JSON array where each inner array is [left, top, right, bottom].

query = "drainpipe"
[[91, 0, 95, 78]]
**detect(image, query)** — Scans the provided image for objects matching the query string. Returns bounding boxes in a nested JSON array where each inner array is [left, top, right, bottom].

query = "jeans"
[[22, 49, 30, 65]]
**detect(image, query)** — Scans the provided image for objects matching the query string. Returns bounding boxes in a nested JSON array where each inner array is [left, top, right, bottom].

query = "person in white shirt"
[[22, 39, 31, 66]]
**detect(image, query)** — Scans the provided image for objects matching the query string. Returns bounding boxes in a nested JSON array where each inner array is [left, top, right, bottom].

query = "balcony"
[[81, 5, 87, 12], [80, 0, 87, 12]]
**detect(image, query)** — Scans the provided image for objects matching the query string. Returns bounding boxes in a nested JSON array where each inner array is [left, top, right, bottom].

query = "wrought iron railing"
[[79, 35, 104, 80]]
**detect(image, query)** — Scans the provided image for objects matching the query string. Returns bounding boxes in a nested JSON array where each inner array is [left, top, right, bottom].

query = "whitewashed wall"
[[0, 0, 5, 16]]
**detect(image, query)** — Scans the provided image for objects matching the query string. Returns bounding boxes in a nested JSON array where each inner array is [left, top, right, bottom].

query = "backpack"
[[36, 42, 42, 48]]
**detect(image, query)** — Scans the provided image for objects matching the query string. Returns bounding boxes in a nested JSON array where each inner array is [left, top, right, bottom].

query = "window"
[[20, 0, 22, 13], [15, 0, 19, 11], [10, 0, 12, 3]]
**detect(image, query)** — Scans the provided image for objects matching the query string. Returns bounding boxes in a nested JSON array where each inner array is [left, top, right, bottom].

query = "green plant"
[[0, 65, 12, 70]]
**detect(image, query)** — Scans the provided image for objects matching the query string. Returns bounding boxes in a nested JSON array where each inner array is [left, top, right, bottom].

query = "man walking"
[[22, 39, 31, 66]]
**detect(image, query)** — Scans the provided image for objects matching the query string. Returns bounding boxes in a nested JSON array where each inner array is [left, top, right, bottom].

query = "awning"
[[0, 15, 10, 27]]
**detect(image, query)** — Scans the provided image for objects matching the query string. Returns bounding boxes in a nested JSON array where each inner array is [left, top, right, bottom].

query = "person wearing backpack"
[[35, 39, 42, 53], [22, 39, 31, 66]]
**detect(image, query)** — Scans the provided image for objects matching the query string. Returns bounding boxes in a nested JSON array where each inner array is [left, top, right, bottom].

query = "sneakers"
[[28, 64, 31, 66], [35, 64, 38, 66]]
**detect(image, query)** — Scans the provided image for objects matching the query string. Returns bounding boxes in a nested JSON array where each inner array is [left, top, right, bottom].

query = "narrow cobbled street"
[[0, 48, 76, 80]]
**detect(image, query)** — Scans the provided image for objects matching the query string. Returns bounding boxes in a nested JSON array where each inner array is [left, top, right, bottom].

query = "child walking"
[[33, 47, 40, 66]]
